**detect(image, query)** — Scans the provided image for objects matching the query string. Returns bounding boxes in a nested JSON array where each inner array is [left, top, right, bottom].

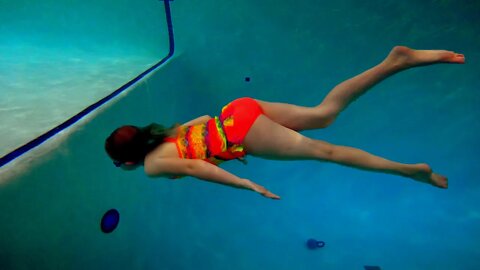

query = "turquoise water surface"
[[1, 0, 479, 269]]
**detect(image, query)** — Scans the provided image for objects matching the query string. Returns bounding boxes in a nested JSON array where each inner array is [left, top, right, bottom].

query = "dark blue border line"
[[0, 0, 175, 168]]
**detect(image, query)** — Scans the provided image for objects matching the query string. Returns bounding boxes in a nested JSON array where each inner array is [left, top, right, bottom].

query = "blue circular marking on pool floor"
[[101, 209, 120, 233]]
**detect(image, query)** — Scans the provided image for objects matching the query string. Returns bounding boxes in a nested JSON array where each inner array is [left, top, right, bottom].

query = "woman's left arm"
[[144, 158, 280, 199]]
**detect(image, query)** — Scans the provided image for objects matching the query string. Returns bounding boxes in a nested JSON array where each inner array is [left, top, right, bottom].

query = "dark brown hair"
[[105, 123, 177, 163]]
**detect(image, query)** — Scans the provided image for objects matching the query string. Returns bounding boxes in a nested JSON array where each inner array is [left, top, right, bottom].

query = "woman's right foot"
[[409, 163, 448, 189], [385, 46, 465, 70]]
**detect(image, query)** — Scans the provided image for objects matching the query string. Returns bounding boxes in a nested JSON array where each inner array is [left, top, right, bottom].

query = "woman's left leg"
[[256, 46, 465, 131]]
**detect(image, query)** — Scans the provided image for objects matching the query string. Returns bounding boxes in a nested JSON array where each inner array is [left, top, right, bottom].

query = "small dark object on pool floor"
[[364, 266, 382, 270], [306, 238, 325, 250], [101, 209, 120, 233], [245, 77, 251, 82]]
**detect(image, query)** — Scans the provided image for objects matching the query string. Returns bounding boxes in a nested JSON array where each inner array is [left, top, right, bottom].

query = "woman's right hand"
[[244, 179, 281, 200]]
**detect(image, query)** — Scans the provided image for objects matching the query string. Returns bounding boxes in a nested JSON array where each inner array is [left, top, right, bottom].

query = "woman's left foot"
[[385, 46, 465, 70], [410, 163, 448, 189]]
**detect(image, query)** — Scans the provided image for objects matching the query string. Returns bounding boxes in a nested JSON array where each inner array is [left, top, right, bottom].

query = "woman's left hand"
[[245, 179, 281, 200]]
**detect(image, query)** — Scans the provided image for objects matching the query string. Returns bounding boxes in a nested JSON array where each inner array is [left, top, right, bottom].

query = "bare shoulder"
[[144, 143, 177, 176]]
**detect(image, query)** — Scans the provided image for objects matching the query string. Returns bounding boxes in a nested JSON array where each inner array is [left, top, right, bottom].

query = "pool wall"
[[1, 1, 479, 269]]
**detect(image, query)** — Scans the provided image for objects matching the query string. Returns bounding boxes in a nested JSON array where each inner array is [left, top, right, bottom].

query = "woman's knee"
[[305, 106, 337, 129], [312, 139, 335, 160]]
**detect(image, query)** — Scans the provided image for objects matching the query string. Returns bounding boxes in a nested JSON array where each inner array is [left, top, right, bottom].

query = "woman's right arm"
[[144, 158, 280, 199]]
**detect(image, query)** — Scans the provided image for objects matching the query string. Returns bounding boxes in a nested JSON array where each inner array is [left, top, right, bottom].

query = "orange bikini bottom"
[[219, 97, 264, 145]]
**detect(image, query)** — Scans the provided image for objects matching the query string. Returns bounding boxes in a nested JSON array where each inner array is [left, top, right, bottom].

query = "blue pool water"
[[1, 0, 479, 269]]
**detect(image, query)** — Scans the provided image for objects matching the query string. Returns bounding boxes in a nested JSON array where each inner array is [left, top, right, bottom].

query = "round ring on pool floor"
[[306, 238, 325, 250]]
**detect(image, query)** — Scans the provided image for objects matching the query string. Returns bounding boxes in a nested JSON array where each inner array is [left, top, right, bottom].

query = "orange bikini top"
[[164, 116, 246, 166]]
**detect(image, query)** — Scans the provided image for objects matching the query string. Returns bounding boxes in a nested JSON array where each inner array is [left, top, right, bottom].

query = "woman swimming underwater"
[[105, 46, 465, 200]]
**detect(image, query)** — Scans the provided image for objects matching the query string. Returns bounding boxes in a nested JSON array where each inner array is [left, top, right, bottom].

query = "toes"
[[452, 55, 465, 64], [433, 174, 449, 189], [442, 52, 465, 64]]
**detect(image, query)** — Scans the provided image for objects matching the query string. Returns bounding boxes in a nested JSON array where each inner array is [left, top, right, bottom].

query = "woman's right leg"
[[256, 46, 465, 131], [244, 115, 448, 188]]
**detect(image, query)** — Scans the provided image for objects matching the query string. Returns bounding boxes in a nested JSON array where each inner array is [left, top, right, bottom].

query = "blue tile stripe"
[[0, 0, 175, 168]]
